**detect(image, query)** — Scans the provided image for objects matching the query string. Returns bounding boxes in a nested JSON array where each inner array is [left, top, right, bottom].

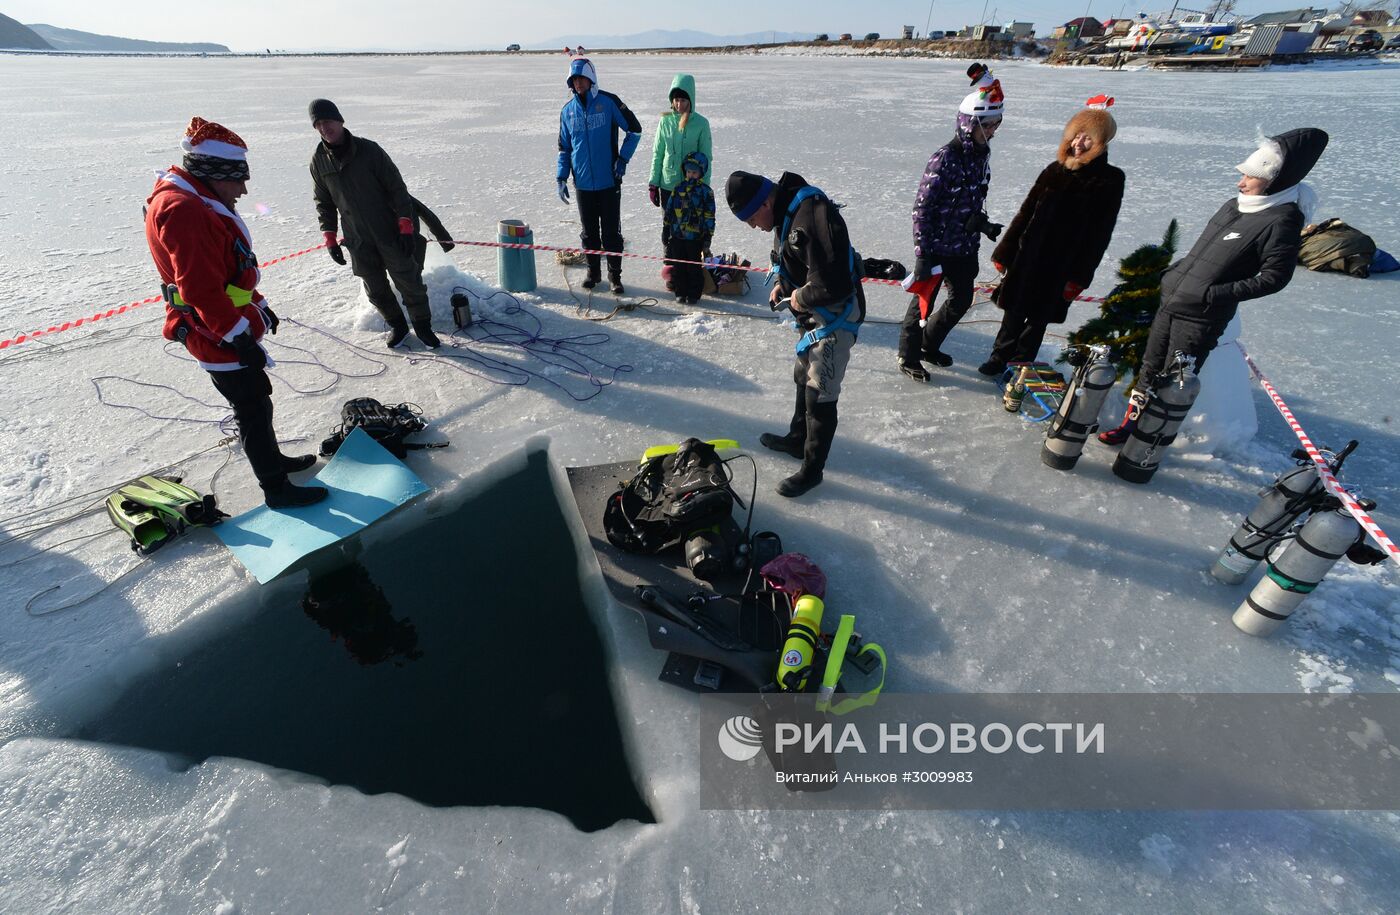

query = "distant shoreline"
[[0, 38, 1022, 62]]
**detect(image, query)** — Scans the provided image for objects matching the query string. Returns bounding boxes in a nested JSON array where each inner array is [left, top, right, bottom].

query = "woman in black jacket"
[[1099, 127, 1328, 445], [981, 98, 1124, 376]]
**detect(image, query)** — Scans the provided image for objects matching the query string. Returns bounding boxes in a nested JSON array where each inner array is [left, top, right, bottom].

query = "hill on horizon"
[[26, 22, 229, 53], [0, 13, 51, 49]]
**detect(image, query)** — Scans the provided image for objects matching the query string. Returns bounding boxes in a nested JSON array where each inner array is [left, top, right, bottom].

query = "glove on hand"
[[396, 217, 416, 257], [438, 237, 455, 253], [965, 211, 1003, 242], [1063, 281, 1085, 302], [557, 179, 570, 203], [648, 184, 661, 207], [323, 231, 346, 265], [231, 332, 267, 370], [262, 305, 280, 335]]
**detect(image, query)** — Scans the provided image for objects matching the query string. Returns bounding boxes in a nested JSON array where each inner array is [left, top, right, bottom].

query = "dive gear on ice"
[[105, 492, 174, 555], [116, 475, 226, 528]]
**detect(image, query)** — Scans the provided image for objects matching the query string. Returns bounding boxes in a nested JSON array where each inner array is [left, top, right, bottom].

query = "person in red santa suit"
[[145, 117, 327, 509]]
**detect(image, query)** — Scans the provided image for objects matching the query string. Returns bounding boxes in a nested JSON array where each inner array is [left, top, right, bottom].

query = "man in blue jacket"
[[557, 57, 642, 294]]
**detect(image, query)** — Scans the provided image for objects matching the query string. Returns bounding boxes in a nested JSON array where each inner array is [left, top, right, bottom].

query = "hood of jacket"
[[1058, 108, 1116, 170], [567, 56, 599, 100], [1267, 127, 1328, 194], [668, 72, 698, 111]]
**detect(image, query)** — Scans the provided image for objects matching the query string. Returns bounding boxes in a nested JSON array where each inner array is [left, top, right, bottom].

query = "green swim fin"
[[106, 492, 173, 555], [117, 475, 226, 528]]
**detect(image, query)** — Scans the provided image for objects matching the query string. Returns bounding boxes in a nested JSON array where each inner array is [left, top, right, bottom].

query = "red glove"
[[1063, 281, 1085, 301], [992, 260, 1006, 274], [648, 184, 661, 207], [323, 231, 345, 266]]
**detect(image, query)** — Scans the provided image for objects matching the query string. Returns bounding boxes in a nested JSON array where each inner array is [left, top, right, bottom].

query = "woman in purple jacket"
[[897, 64, 1005, 383]]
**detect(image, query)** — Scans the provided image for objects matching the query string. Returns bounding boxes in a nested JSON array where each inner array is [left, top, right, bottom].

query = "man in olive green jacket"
[[310, 98, 443, 349], [648, 74, 713, 246]]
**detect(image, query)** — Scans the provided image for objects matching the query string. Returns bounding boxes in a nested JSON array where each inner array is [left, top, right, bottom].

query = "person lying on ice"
[[897, 62, 1004, 383], [145, 118, 327, 509], [1099, 127, 1328, 445], [727, 169, 865, 498]]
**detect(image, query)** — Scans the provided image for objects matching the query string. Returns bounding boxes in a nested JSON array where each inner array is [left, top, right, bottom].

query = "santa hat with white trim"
[[181, 117, 250, 181]]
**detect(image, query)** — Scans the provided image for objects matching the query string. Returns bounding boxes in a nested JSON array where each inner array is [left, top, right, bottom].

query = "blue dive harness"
[[768, 185, 863, 354]]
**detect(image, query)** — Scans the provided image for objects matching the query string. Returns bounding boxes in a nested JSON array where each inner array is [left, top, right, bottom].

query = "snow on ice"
[[0, 51, 1398, 912]]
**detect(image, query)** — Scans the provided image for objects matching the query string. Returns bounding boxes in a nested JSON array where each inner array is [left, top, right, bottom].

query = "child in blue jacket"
[[664, 151, 715, 303]]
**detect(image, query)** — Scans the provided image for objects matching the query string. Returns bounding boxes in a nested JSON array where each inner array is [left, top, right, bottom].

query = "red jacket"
[[145, 167, 270, 370]]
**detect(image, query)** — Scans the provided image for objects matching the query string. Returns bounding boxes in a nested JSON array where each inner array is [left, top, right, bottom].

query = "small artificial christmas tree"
[[1064, 220, 1178, 386]]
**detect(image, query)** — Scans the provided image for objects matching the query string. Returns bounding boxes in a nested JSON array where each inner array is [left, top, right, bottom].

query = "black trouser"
[[349, 239, 430, 330], [658, 187, 673, 247], [988, 309, 1051, 365], [897, 254, 979, 362], [576, 186, 624, 279], [1133, 308, 1230, 393], [209, 366, 286, 490], [667, 237, 705, 299]]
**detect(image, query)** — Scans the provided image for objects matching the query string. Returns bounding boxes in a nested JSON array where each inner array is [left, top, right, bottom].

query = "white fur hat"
[[1236, 134, 1284, 182]]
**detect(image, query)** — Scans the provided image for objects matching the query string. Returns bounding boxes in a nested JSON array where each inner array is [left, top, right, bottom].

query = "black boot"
[[609, 272, 624, 295], [760, 385, 807, 458], [581, 254, 602, 289], [413, 322, 441, 349], [263, 479, 329, 509], [386, 324, 410, 348], [281, 454, 318, 473], [778, 396, 837, 498]]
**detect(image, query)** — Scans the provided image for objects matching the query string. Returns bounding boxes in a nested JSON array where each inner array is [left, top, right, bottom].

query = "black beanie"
[[309, 98, 344, 124], [726, 170, 775, 220]]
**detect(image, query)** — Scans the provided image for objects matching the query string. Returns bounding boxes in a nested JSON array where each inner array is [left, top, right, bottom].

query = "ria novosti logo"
[[717, 715, 763, 761]]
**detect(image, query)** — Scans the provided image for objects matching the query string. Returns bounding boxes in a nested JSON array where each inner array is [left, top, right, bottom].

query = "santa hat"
[[958, 63, 1004, 120], [181, 117, 248, 162]]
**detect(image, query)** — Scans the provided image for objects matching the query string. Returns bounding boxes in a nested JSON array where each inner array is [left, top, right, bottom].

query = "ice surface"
[[1, 52, 1398, 912]]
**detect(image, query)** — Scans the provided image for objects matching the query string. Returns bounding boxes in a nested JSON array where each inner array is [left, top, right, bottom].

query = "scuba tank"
[[1232, 499, 1365, 637], [1210, 443, 1355, 584], [776, 595, 825, 691], [1042, 345, 1116, 471], [1112, 352, 1201, 484]]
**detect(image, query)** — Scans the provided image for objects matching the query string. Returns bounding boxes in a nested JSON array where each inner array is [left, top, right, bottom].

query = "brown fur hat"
[[1058, 107, 1117, 170]]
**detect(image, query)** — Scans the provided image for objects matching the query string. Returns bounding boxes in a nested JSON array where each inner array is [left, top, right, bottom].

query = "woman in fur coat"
[[980, 98, 1125, 376]]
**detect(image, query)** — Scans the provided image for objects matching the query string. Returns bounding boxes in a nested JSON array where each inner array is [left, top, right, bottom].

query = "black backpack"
[[604, 438, 736, 554], [318, 398, 447, 459]]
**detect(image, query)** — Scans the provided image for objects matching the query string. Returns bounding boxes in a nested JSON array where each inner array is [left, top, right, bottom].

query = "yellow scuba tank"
[[777, 594, 824, 691]]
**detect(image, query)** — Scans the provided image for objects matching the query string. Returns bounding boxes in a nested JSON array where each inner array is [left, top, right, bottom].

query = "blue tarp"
[[215, 428, 429, 583]]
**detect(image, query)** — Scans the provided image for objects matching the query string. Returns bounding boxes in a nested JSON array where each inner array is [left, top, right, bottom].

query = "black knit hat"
[[726, 170, 775, 221], [308, 98, 344, 124]]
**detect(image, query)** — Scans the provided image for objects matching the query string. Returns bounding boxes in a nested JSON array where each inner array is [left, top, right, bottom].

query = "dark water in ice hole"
[[75, 451, 654, 832]]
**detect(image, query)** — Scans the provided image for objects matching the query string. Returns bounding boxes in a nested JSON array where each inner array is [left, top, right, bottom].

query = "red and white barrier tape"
[[1, 236, 1106, 352], [1236, 340, 1398, 570], [0, 243, 329, 351], [444, 237, 1109, 300]]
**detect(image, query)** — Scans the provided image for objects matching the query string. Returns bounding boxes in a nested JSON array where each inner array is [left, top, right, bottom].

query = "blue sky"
[[5, 0, 1274, 50]]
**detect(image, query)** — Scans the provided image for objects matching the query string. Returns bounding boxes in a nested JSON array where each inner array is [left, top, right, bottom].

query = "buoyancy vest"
[[769, 185, 864, 354]]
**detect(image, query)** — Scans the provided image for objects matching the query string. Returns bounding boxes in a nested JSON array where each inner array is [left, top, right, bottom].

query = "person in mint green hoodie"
[[648, 73, 712, 249]]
